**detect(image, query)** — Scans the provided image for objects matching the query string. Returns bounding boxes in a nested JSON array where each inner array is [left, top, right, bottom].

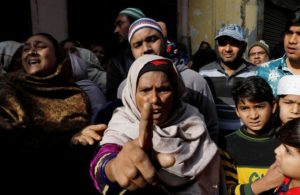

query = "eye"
[[132, 42, 142, 49], [239, 106, 248, 111], [23, 46, 30, 52]]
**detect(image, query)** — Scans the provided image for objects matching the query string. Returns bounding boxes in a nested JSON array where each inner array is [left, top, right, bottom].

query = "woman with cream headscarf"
[[90, 54, 220, 194]]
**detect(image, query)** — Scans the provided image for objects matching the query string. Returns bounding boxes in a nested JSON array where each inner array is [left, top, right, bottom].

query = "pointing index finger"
[[139, 103, 153, 151]]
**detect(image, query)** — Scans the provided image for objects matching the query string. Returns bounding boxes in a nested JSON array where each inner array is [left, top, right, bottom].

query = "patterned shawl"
[[0, 55, 90, 152], [101, 54, 218, 188]]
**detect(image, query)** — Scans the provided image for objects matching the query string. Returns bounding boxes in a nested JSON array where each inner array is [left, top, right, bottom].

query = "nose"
[[249, 109, 259, 119], [289, 33, 298, 44], [274, 144, 282, 156], [143, 44, 152, 54], [149, 91, 159, 104], [292, 104, 300, 114], [114, 26, 119, 34], [224, 44, 232, 52], [29, 47, 38, 55]]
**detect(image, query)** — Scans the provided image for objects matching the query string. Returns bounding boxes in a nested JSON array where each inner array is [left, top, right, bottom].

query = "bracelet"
[[99, 153, 118, 187]]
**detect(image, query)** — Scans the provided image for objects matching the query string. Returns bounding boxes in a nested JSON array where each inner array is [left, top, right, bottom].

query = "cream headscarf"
[[101, 54, 218, 189]]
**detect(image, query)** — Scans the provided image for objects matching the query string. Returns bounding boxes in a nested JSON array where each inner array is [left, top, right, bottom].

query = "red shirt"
[[275, 177, 300, 195]]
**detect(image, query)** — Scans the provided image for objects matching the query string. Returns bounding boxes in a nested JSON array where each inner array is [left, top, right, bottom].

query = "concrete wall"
[[189, 0, 258, 54], [30, 0, 68, 42]]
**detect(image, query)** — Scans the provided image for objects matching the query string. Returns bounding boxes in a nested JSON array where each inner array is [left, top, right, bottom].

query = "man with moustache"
[[117, 18, 219, 143], [106, 7, 146, 100], [199, 24, 256, 140], [257, 7, 300, 97]]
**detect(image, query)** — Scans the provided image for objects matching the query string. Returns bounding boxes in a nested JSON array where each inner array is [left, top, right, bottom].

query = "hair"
[[232, 76, 274, 106], [60, 38, 83, 48], [276, 118, 300, 151], [199, 41, 211, 49], [284, 6, 300, 32]]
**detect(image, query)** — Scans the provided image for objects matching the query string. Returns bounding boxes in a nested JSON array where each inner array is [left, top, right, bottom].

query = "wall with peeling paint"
[[189, 0, 258, 54]]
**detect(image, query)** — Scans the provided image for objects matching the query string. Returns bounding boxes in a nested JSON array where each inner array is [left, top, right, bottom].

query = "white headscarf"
[[101, 54, 218, 188]]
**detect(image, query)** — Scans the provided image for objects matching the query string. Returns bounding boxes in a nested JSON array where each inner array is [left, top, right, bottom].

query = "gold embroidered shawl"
[[0, 56, 90, 151]]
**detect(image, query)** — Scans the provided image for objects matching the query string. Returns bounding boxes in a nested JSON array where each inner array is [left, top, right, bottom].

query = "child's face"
[[275, 144, 300, 180], [235, 99, 276, 134], [279, 95, 300, 124]]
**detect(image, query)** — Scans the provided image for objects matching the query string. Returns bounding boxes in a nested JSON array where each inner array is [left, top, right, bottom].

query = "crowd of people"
[[1, 5, 300, 195]]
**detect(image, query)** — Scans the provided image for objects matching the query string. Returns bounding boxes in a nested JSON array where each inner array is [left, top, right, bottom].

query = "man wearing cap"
[[106, 7, 146, 100], [257, 7, 300, 97], [199, 24, 256, 140], [118, 17, 219, 143], [248, 40, 270, 66]]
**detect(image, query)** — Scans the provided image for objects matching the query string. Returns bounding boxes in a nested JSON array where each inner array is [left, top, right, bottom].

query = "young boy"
[[220, 76, 282, 195], [274, 118, 300, 194], [277, 75, 300, 125]]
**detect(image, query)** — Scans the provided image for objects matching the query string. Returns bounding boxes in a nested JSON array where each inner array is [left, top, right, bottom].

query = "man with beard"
[[199, 24, 256, 141], [106, 7, 146, 100]]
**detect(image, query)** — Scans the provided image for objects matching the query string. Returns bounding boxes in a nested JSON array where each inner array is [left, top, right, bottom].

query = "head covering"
[[119, 7, 145, 20], [0, 41, 23, 73], [128, 18, 163, 43], [101, 54, 218, 191], [215, 24, 245, 42], [138, 59, 178, 81], [248, 40, 270, 57], [277, 75, 300, 96]]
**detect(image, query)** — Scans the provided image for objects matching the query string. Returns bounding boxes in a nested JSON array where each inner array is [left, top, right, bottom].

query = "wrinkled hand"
[[106, 103, 175, 191], [71, 124, 107, 146]]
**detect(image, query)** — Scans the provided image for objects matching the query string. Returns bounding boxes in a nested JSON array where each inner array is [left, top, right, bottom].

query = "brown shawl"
[[0, 55, 90, 152]]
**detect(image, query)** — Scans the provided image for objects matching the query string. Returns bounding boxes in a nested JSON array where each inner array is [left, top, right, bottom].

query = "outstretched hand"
[[105, 103, 175, 191], [71, 124, 107, 145]]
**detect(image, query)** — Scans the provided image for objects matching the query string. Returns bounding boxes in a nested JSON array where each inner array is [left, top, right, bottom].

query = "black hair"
[[276, 118, 300, 151], [60, 38, 83, 48], [284, 6, 300, 32], [199, 41, 211, 49], [232, 76, 274, 106]]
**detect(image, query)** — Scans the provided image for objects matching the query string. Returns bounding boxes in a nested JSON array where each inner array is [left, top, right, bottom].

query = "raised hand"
[[71, 124, 107, 145], [105, 103, 175, 191], [251, 161, 284, 194], [138, 103, 153, 151]]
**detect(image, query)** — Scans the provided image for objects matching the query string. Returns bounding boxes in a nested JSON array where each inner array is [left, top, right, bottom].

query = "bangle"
[[99, 153, 118, 187]]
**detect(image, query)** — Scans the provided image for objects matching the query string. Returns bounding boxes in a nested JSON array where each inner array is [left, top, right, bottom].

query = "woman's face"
[[136, 71, 174, 125], [22, 35, 57, 76]]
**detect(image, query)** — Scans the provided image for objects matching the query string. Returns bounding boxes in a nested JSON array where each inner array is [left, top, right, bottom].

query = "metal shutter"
[[263, 1, 289, 50]]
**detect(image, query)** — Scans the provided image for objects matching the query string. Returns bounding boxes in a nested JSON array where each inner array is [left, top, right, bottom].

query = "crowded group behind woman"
[[1, 5, 300, 195]]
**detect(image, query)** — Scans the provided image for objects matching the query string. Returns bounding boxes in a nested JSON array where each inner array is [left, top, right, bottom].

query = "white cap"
[[277, 75, 300, 95]]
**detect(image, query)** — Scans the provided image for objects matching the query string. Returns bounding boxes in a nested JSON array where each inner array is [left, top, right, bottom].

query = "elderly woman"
[[90, 54, 220, 194], [0, 33, 105, 194]]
